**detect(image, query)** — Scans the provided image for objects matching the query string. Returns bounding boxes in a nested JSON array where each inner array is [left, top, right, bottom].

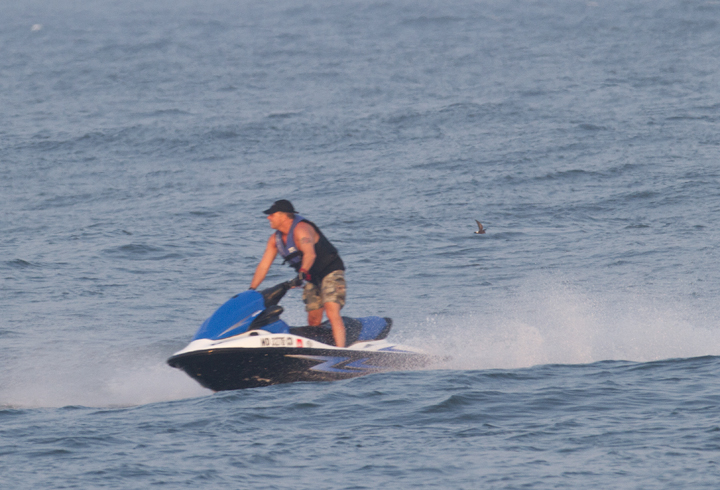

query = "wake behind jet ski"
[[167, 277, 437, 391]]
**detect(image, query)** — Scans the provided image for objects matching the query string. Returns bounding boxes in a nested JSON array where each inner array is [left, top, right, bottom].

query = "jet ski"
[[167, 277, 437, 391]]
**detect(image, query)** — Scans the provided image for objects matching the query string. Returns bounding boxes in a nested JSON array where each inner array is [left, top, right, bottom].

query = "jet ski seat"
[[289, 317, 392, 346]]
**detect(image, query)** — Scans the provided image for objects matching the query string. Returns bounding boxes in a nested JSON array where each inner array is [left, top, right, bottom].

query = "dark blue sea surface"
[[2, 0, 720, 488], [3, 358, 720, 489]]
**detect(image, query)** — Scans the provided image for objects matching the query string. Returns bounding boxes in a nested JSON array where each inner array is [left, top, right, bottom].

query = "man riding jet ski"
[[249, 200, 348, 347], [168, 201, 438, 391]]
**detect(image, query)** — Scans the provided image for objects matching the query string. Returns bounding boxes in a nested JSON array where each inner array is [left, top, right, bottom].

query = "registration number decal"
[[261, 337, 295, 347]]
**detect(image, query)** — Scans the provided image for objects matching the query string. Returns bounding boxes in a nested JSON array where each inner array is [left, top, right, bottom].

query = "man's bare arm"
[[293, 222, 317, 274], [249, 235, 278, 289]]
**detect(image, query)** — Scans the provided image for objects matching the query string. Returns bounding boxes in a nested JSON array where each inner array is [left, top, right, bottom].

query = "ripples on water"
[[3, 358, 720, 488], [2, 0, 720, 488]]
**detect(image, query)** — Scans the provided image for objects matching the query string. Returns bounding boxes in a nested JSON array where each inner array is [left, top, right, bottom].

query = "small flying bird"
[[474, 220, 486, 234]]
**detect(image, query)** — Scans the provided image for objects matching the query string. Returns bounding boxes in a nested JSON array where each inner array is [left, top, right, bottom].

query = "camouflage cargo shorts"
[[302, 270, 346, 312]]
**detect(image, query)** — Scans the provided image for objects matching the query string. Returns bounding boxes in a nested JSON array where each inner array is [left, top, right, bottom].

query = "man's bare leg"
[[307, 308, 324, 327], [324, 301, 346, 347]]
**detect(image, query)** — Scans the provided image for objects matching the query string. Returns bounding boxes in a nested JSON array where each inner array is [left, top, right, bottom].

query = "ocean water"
[[2, 0, 720, 487]]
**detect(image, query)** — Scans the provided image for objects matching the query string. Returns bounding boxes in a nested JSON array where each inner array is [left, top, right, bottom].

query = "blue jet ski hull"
[[168, 342, 436, 391]]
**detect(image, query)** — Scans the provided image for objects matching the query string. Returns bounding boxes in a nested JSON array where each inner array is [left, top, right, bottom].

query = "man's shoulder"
[[294, 221, 320, 242], [294, 220, 316, 233]]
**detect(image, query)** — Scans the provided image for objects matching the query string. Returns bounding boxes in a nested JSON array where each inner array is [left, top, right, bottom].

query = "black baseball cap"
[[263, 199, 297, 215]]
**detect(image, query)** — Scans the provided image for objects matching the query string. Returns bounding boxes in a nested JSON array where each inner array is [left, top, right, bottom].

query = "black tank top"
[[275, 217, 344, 286]]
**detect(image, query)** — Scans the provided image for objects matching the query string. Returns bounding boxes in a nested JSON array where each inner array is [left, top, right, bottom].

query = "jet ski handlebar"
[[261, 276, 304, 307]]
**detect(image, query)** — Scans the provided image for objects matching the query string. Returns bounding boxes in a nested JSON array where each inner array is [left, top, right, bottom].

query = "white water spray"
[[406, 279, 720, 370], [0, 344, 210, 409]]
